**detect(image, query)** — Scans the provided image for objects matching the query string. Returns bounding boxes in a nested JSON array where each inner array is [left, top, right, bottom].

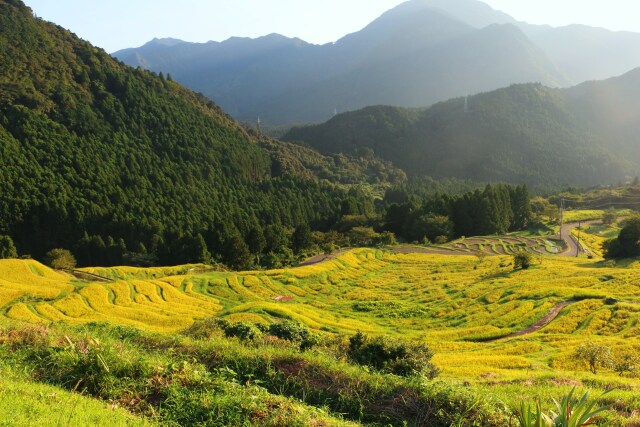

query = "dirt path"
[[486, 301, 574, 342], [298, 248, 353, 266], [70, 270, 113, 283]]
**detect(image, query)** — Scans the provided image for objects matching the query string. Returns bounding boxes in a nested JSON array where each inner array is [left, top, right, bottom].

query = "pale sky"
[[22, 0, 640, 53]]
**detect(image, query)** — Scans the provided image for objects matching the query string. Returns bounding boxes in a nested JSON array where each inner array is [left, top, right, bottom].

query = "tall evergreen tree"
[[0, 235, 17, 259], [291, 224, 313, 254]]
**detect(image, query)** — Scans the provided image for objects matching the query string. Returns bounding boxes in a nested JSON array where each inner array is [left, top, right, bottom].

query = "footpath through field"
[[486, 301, 575, 341], [298, 248, 353, 266]]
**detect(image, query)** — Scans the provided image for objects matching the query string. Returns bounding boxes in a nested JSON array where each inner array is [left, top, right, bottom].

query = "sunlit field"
[[3, 243, 640, 405]]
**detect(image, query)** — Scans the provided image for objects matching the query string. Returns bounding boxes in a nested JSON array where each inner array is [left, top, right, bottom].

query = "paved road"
[[557, 220, 601, 257], [299, 220, 602, 266]]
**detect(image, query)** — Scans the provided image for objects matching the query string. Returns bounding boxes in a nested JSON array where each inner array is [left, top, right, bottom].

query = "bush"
[[44, 248, 76, 270], [613, 351, 639, 376], [183, 318, 222, 339], [222, 322, 262, 342], [574, 341, 613, 375], [0, 235, 17, 259], [602, 209, 617, 225], [268, 320, 317, 351], [42, 334, 153, 400], [347, 332, 439, 378], [184, 318, 262, 342], [513, 252, 532, 270]]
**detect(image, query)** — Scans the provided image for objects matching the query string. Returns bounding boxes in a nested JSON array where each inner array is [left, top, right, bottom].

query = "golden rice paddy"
[[1, 242, 640, 388]]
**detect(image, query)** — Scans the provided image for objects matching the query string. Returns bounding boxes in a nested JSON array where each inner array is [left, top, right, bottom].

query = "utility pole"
[[559, 198, 564, 240], [576, 221, 581, 257], [256, 116, 262, 137]]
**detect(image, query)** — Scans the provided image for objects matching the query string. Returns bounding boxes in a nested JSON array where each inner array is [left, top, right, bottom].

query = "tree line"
[[383, 184, 532, 243]]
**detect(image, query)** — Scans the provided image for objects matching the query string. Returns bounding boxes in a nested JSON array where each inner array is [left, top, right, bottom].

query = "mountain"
[[417, 0, 516, 28], [523, 25, 640, 85], [259, 23, 565, 124], [113, 0, 640, 126], [415, 0, 640, 85], [283, 70, 640, 187], [0, 0, 403, 265], [564, 68, 640, 163], [113, 0, 569, 125]]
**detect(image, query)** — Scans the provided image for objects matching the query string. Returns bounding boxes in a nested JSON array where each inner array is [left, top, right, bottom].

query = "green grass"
[[0, 367, 151, 427], [0, 322, 502, 427]]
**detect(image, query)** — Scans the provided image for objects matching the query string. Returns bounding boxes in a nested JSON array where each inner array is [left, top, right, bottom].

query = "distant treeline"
[[383, 184, 532, 243]]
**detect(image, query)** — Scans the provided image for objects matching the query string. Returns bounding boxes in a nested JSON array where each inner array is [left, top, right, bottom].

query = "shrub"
[[602, 210, 617, 225], [42, 335, 153, 400], [574, 341, 613, 375], [347, 332, 439, 378], [183, 318, 222, 339], [604, 215, 640, 259], [513, 252, 532, 270], [373, 231, 396, 246], [268, 320, 317, 351], [222, 322, 262, 342], [44, 248, 76, 270], [613, 351, 639, 376], [184, 318, 262, 342]]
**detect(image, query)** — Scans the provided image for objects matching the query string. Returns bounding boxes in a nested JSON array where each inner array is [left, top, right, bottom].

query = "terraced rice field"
[[1, 260, 221, 332], [420, 235, 564, 256], [2, 247, 640, 395]]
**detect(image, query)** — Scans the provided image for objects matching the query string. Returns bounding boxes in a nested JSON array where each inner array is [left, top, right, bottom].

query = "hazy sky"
[[23, 0, 640, 53]]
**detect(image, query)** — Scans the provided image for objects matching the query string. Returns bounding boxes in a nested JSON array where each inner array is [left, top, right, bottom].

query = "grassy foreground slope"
[[0, 368, 152, 426]]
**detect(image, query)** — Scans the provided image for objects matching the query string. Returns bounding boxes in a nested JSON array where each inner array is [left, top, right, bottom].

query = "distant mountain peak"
[[147, 37, 185, 47], [386, 0, 516, 28], [424, 0, 515, 26]]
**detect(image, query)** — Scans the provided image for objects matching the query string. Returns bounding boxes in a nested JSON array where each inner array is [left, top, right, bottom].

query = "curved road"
[[557, 220, 601, 257], [299, 221, 602, 266]]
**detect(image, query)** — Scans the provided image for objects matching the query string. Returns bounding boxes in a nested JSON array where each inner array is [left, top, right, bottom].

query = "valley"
[[3, 0, 640, 425]]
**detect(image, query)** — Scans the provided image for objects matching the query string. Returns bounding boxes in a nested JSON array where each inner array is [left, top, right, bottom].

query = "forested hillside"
[[0, 0, 395, 267], [284, 80, 640, 187]]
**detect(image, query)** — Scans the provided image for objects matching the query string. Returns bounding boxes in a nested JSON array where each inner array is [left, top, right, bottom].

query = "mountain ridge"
[[283, 70, 640, 187], [113, 0, 640, 125]]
